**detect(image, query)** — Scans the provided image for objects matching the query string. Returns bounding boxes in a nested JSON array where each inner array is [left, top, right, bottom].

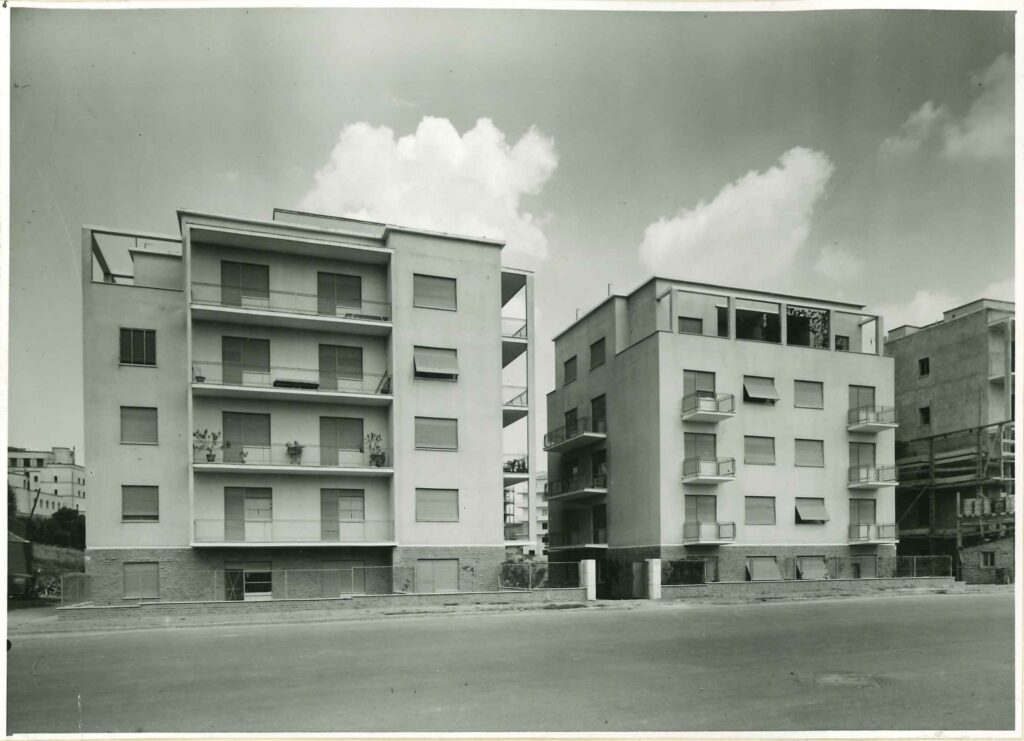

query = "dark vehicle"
[[8, 531, 37, 598]]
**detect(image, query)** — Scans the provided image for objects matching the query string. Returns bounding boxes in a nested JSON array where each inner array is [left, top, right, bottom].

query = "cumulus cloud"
[[299, 116, 558, 265], [814, 243, 864, 282], [876, 278, 1014, 330], [879, 101, 946, 158], [638, 147, 834, 281], [942, 53, 1014, 161]]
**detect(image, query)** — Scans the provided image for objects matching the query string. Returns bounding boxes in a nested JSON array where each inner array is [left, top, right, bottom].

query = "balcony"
[[503, 522, 530, 542], [848, 523, 898, 544], [192, 518, 396, 546], [548, 529, 608, 549], [847, 406, 898, 433], [682, 457, 735, 484], [543, 416, 607, 454], [502, 385, 529, 427], [501, 316, 528, 367], [193, 445, 394, 476], [847, 465, 898, 489], [681, 392, 735, 423], [503, 453, 530, 487], [546, 474, 608, 502], [683, 521, 736, 545], [191, 361, 392, 406], [190, 282, 392, 335]]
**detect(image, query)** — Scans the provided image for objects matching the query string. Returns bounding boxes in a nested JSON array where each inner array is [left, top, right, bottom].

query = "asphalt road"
[[6, 592, 1015, 733]]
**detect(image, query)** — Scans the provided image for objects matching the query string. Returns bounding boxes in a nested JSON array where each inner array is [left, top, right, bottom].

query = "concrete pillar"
[[779, 302, 788, 346], [581, 559, 597, 601], [646, 558, 662, 600]]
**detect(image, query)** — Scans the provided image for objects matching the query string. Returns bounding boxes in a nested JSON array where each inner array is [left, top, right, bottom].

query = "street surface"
[[6, 591, 1015, 733]]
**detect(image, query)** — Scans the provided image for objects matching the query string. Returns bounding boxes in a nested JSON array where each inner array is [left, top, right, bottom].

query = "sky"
[[7, 7, 1016, 460]]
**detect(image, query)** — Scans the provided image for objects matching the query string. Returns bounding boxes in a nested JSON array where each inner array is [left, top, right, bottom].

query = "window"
[[123, 562, 159, 599], [222, 336, 270, 385], [320, 416, 365, 465], [7, 458, 14, 468], [317, 272, 362, 316], [53, 475, 58, 483], [415, 417, 458, 450], [796, 556, 827, 580], [744, 436, 775, 465], [849, 385, 876, 411], [685, 494, 716, 523], [795, 497, 829, 524], [835, 335, 850, 352], [221, 261, 270, 307], [591, 395, 607, 432], [981, 551, 996, 568], [685, 432, 717, 460], [919, 406, 931, 426], [224, 562, 273, 600], [413, 274, 457, 311], [413, 346, 459, 381], [735, 299, 781, 343], [794, 380, 823, 409], [850, 498, 876, 525], [122, 486, 159, 521], [849, 441, 876, 469], [794, 439, 825, 467], [743, 376, 778, 404], [590, 338, 606, 369], [564, 408, 579, 438], [222, 412, 270, 463], [683, 370, 716, 399], [786, 305, 830, 349], [918, 357, 930, 377], [416, 488, 459, 522], [223, 487, 272, 541], [415, 559, 460, 593], [678, 316, 703, 335], [34, 458, 43, 467], [746, 557, 782, 581], [745, 496, 776, 525], [119, 328, 156, 366], [120, 407, 158, 444], [319, 344, 365, 389], [563, 356, 578, 385], [321, 489, 365, 540]]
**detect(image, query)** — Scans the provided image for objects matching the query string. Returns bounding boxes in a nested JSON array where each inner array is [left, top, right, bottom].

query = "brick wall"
[[392, 545, 506, 592], [662, 576, 955, 600], [961, 536, 1015, 584]]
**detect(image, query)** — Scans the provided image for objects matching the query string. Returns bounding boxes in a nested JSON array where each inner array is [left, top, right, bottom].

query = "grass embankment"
[[31, 543, 84, 579]]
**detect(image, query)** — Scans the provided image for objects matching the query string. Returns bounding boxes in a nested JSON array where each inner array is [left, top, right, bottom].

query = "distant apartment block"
[[885, 299, 1015, 583], [82, 209, 535, 603], [545, 278, 897, 597], [7, 446, 86, 515]]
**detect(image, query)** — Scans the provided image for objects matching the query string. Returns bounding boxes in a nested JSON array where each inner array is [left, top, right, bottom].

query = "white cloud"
[[942, 53, 1014, 161], [814, 243, 864, 282], [299, 116, 558, 265], [879, 101, 946, 159], [876, 278, 1014, 330], [638, 147, 834, 281]]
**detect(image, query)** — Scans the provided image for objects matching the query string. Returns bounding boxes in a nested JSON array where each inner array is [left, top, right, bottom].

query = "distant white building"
[[7, 446, 87, 515]]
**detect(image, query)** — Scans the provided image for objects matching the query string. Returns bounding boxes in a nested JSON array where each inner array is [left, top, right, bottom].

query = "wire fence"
[[498, 562, 581, 590], [61, 573, 92, 606], [662, 555, 953, 584], [895, 555, 953, 578]]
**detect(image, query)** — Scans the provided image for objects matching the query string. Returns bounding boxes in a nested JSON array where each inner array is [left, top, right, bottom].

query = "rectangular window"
[[319, 416, 365, 465], [320, 489, 365, 540], [590, 338, 606, 369], [120, 407, 158, 444], [121, 485, 159, 521], [413, 346, 459, 380], [222, 412, 271, 463], [743, 376, 779, 404], [564, 408, 578, 438], [835, 335, 850, 352], [591, 395, 607, 432], [415, 488, 459, 522], [415, 558, 460, 593], [678, 316, 703, 335], [685, 432, 717, 460], [119, 328, 156, 366], [796, 556, 827, 580], [746, 556, 782, 581], [849, 441, 876, 469], [849, 384, 876, 411], [224, 487, 272, 542], [225, 562, 273, 599], [415, 417, 458, 450], [849, 498, 876, 525], [735, 298, 781, 343], [745, 496, 776, 525], [919, 406, 931, 426], [794, 439, 825, 467], [981, 551, 996, 568], [220, 261, 270, 307], [564, 356, 578, 385], [919, 357, 930, 377], [123, 562, 159, 599], [794, 380, 823, 409], [683, 370, 716, 399], [413, 274, 457, 311], [222, 336, 271, 386], [744, 436, 775, 465], [317, 272, 362, 316], [786, 305, 830, 349], [319, 344, 365, 390], [684, 494, 717, 523], [795, 497, 829, 524]]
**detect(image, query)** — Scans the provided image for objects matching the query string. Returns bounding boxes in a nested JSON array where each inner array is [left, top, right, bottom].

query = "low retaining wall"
[[57, 587, 587, 622], [661, 576, 956, 600]]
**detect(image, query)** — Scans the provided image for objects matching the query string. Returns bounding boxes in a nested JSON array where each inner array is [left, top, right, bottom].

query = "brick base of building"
[[961, 536, 1015, 584], [391, 545, 506, 593]]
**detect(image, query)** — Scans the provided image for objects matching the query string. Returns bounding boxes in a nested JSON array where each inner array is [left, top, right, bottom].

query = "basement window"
[[746, 557, 783, 581]]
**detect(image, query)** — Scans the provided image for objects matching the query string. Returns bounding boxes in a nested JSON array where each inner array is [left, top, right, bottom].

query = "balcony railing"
[[504, 522, 530, 541], [848, 523, 898, 542], [544, 416, 607, 449], [193, 444, 390, 469], [191, 282, 392, 322], [847, 406, 898, 427], [547, 473, 608, 497], [847, 465, 897, 486], [503, 453, 529, 474], [682, 457, 736, 480], [502, 385, 529, 407], [548, 529, 607, 547], [501, 316, 528, 340], [682, 521, 737, 543], [191, 361, 391, 395], [194, 518, 395, 544], [681, 392, 735, 418]]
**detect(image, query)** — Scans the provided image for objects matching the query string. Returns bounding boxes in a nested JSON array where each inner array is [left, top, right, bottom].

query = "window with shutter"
[[415, 559, 460, 593], [222, 337, 270, 385], [413, 346, 459, 380], [412, 274, 457, 311], [849, 498, 876, 525], [744, 436, 775, 465], [685, 432, 717, 460], [794, 380, 823, 409], [123, 562, 159, 599], [119, 328, 156, 366], [794, 439, 825, 467], [317, 272, 363, 316], [120, 407, 158, 444], [122, 486, 159, 521], [221, 261, 269, 307], [743, 376, 779, 404], [589, 338, 606, 369], [414, 417, 458, 450], [795, 497, 830, 523], [684, 370, 716, 398], [320, 417, 365, 465], [563, 356, 578, 385], [415, 489, 459, 521], [319, 345, 364, 390], [684, 494, 717, 522], [678, 316, 703, 335], [849, 441, 876, 469], [223, 412, 271, 462], [746, 557, 782, 581], [744, 496, 776, 525], [849, 385, 876, 411]]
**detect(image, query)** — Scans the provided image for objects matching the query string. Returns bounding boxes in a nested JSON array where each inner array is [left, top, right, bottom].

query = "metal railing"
[[191, 361, 391, 395], [682, 457, 736, 479], [501, 316, 528, 339], [681, 392, 735, 416], [193, 444, 390, 468], [502, 385, 529, 407], [191, 282, 392, 322], [503, 522, 530, 541], [848, 406, 897, 426], [193, 518, 395, 544], [499, 561, 581, 590], [682, 521, 736, 542], [848, 523, 898, 542], [503, 453, 529, 474], [61, 573, 92, 606], [547, 473, 608, 496], [544, 415, 607, 448], [548, 529, 607, 547], [662, 558, 720, 585], [847, 465, 897, 485], [895, 555, 953, 578]]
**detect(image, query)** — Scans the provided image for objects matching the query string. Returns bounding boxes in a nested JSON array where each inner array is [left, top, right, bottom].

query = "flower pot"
[[370, 453, 385, 468], [206, 453, 216, 462], [195, 376, 206, 383]]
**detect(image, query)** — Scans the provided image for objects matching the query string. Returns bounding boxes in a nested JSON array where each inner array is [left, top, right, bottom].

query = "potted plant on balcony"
[[192, 363, 206, 384], [286, 440, 304, 464], [193, 429, 221, 462], [365, 432, 385, 467]]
